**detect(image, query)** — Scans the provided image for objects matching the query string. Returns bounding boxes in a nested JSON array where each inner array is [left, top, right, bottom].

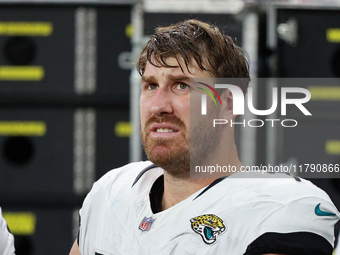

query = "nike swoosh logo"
[[315, 203, 336, 216]]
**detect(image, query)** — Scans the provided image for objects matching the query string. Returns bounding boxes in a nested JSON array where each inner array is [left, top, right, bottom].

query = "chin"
[[146, 145, 190, 177], [147, 146, 172, 163]]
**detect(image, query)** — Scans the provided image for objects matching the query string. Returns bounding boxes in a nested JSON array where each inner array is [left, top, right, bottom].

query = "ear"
[[220, 89, 237, 121]]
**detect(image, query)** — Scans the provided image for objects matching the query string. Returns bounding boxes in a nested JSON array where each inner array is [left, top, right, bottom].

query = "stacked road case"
[[0, 1, 133, 253]]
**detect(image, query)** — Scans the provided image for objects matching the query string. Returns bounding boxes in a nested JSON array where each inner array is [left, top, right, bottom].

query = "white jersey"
[[0, 208, 15, 255], [79, 161, 339, 255]]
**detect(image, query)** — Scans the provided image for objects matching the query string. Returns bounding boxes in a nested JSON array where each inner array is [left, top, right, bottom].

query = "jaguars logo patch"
[[190, 214, 226, 245]]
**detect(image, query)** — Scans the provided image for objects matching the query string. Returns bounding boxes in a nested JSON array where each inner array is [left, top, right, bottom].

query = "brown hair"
[[136, 19, 250, 93]]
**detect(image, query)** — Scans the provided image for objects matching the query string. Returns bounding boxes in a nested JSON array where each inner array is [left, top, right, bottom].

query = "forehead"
[[142, 57, 212, 81]]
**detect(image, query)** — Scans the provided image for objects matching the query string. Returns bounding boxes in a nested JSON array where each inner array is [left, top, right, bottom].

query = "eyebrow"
[[141, 74, 190, 82], [168, 74, 190, 81], [141, 75, 154, 83]]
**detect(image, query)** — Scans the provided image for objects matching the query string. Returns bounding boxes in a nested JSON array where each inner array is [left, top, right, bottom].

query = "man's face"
[[140, 57, 212, 176]]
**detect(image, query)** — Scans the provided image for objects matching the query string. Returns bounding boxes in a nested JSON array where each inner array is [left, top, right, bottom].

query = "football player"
[[70, 19, 339, 255]]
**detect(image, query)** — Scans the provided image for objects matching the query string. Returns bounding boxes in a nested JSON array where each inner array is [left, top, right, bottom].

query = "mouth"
[[155, 128, 174, 133], [204, 227, 216, 241], [204, 226, 225, 240], [149, 123, 180, 137]]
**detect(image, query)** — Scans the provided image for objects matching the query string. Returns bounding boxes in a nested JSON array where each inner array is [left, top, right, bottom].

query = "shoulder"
[[236, 173, 340, 226], [78, 161, 160, 253], [229, 171, 336, 204], [259, 174, 339, 219], [0, 208, 15, 255], [97, 161, 155, 187], [82, 161, 156, 205], [226, 173, 340, 254]]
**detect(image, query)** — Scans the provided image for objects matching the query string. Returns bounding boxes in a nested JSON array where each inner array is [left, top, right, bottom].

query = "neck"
[[159, 138, 242, 212], [160, 172, 215, 211]]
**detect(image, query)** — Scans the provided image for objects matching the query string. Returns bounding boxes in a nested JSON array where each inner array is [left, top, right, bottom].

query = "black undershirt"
[[149, 175, 164, 214]]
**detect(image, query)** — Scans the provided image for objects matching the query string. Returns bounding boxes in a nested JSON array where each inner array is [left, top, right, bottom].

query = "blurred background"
[[0, 0, 339, 253]]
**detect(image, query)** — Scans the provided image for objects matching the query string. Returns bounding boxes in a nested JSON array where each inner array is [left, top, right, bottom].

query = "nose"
[[150, 87, 174, 116]]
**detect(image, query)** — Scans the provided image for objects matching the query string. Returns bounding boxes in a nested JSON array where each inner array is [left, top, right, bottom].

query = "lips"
[[143, 114, 186, 141]]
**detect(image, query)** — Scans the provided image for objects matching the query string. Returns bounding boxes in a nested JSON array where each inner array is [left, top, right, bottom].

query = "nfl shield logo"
[[139, 216, 155, 232]]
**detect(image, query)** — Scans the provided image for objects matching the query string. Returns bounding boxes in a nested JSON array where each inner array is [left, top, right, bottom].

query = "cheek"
[[140, 98, 152, 127], [175, 99, 190, 126]]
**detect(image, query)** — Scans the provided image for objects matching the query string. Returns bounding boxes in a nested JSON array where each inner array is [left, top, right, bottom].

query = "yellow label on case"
[[2, 212, 37, 235], [125, 23, 134, 38], [115, 121, 132, 137], [308, 86, 340, 101], [0, 66, 45, 81], [0, 121, 47, 136], [325, 140, 340, 155], [0, 22, 53, 36]]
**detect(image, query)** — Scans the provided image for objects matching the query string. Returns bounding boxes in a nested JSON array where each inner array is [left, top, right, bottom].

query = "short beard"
[[141, 115, 190, 178], [190, 104, 222, 170]]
